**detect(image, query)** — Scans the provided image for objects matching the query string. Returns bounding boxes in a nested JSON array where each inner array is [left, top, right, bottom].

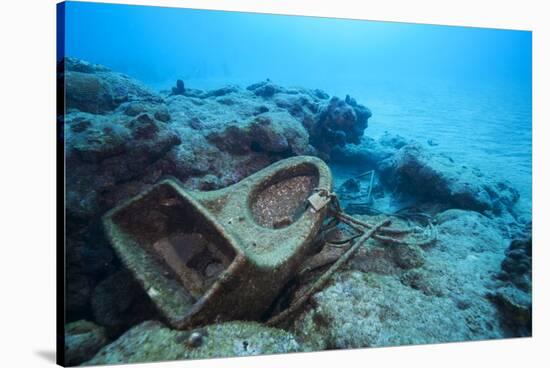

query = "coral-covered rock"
[[63, 57, 162, 114], [497, 235, 532, 291], [206, 112, 310, 155], [489, 230, 532, 336], [378, 143, 519, 213], [292, 209, 509, 348], [247, 80, 283, 98], [391, 243, 426, 269], [65, 320, 109, 366], [487, 286, 531, 336], [292, 271, 473, 348], [330, 136, 395, 168], [84, 320, 303, 365], [65, 110, 180, 220], [310, 96, 371, 154]]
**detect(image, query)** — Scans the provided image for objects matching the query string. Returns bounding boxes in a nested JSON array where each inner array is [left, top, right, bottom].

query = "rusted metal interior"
[[250, 164, 319, 229], [112, 183, 236, 300]]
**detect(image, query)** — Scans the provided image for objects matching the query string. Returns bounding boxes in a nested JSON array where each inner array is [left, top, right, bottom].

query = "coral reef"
[[309, 96, 372, 154]]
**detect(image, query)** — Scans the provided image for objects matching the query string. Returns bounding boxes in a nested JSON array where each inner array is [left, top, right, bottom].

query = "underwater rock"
[[330, 136, 395, 168], [65, 110, 180, 220], [157, 73, 370, 188], [345, 221, 425, 274], [62, 57, 111, 74], [378, 132, 409, 150], [62, 57, 162, 114], [154, 107, 171, 122], [171, 79, 185, 95], [435, 209, 507, 254], [489, 230, 532, 336], [292, 209, 509, 349], [91, 270, 159, 337], [379, 143, 519, 213], [122, 101, 171, 122], [84, 320, 303, 365], [292, 271, 474, 348], [310, 96, 372, 154], [206, 111, 310, 155], [247, 80, 283, 98], [65, 320, 109, 366], [71, 118, 130, 163], [497, 235, 532, 292], [391, 243, 426, 269], [204, 85, 240, 98], [312, 89, 330, 100], [399, 269, 443, 297], [488, 285, 531, 337], [66, 231, 117, 321], [349, 242, 402, 275], [273, 92, 319, 121], [162, 80, 344, 188]]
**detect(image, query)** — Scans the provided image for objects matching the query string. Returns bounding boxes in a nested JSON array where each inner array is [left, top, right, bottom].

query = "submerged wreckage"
[[103, 156, 437, 329]]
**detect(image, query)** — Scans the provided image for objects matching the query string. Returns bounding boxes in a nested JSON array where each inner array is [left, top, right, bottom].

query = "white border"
[[1, 0, 548, 367]]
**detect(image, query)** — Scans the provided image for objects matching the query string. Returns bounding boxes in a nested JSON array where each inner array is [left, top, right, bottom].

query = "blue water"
[[62, 1, 532, 214]]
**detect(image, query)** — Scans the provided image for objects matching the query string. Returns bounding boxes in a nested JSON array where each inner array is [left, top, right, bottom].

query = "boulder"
[[496, 233, 532, 292], [65, 110, 180, 220], [84, 320, 303, 365], [247, 80, 283, 98], [63, 58, 162, 114], [292, 209, 509, 348], [206, 111, 310, 155], [291, 271, 473, 349], [309, 96, 372, 154], [487, 286, 531, 336], [489, 230, 532, 336], [379, 143, 519, 213], [91, 270, 159, 337], [330, 136, 395, 168], [66, 235, 116, 321], [65, 320, 108, 366]]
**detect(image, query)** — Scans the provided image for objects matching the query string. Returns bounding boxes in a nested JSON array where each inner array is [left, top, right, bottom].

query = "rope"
[[265, 188, 439, 326], [266, 218, 390, 326]]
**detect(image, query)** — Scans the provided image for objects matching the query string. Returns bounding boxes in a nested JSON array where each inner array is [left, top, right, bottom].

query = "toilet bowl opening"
[[111, 183, 236, 300], [250, 163, 320, 229]]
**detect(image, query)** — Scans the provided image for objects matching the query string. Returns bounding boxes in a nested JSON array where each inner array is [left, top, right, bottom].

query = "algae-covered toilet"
[[102, 156, 332, 329]]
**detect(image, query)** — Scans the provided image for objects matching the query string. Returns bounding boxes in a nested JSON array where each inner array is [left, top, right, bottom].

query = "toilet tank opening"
[[111, 183, 236, 299], [250, 164, 319, 229]]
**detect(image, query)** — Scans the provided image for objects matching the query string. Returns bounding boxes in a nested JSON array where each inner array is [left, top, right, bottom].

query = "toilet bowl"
[[102, 156, 332, 329]]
